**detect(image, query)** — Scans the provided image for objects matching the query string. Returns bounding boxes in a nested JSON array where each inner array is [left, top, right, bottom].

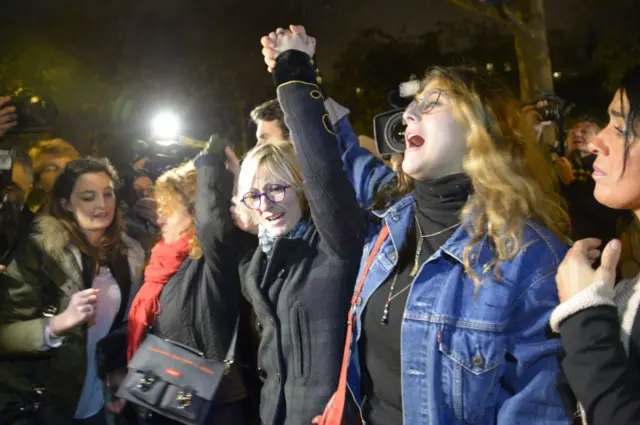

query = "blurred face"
[[567, 121, 599, 157], [256, 120, 284, 145], [243, 178, 302, 237], [62, 172, 116, 232], [402, 81, 467, 181], [157, 198, 192, 244], [38, 155, 74, 193], [133, 175, 154, 199], [589, 89, 640, 212]]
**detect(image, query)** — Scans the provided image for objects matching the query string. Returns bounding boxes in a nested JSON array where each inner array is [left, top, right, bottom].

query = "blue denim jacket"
[[333, 122, 570, 425]]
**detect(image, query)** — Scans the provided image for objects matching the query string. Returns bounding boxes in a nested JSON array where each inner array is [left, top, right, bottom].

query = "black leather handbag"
[[116, 322, 238, 425]]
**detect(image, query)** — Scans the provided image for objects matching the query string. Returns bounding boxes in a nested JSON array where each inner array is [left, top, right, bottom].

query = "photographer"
[[0, 96, 17, 137], [555, 119, 626, 243]]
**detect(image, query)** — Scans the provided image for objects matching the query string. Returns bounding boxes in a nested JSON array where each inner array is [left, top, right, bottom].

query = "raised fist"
[[261, 25, 316, 73]]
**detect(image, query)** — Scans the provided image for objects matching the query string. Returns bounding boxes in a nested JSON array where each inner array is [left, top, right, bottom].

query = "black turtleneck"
[[359, 173, 471, 425]]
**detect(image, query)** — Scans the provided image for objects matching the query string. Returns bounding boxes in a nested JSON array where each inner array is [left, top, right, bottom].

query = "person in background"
[[28, 138, 80, 194], [0, 96, 17, 137], [119, 168, 158, 255], [552, 65, 640, 425], [250, 99, 290, 145], [554, 119, 628, 244], [0, 157, 144, 425], [12, 151, 34, 199], [262, 26, 571, 425]]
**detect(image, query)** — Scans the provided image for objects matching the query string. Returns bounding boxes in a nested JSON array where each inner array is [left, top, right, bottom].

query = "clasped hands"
[[260, 25, 316, 73]]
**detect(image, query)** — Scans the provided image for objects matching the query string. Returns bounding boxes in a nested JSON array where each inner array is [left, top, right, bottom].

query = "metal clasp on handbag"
[[137, 375, 157, 392], [176, 391, 192, 409]]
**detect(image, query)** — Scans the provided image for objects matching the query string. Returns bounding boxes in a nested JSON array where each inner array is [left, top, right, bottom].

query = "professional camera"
[[373, 77, 421, 157], [524, 93, 574, 124], [6, 87, 58, 134], [0, 149, 26, 262]]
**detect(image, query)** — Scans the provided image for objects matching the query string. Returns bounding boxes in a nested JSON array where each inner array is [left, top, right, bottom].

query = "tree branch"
[[447, 0, 535, 38]]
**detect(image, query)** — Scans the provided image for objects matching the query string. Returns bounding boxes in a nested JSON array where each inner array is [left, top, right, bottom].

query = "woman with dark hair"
[[0, 157, 145, 425], [262, 26, 571, 425], [552, 65, 640, 425]]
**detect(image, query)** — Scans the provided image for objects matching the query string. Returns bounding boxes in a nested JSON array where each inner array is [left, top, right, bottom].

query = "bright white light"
[[151, 112, 180, 139], [553, 72, 562, 79]]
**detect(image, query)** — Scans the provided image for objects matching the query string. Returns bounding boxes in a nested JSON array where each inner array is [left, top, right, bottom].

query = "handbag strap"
[[330, 224, 390, 422]]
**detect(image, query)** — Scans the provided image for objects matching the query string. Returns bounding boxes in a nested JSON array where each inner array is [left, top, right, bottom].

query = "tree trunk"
[[513, 0, 554, 102], [513, 0, 556, 147]]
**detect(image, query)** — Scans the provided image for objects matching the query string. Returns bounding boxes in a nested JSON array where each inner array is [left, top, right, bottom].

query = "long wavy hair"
[[376, 66, 570, 285], [154, 161, 202, 259], [49, 157, 126, 263]]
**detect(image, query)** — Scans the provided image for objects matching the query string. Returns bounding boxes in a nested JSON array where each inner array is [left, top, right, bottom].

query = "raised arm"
[[330, 107, 397, 209], [267, 31, 365, 259], [194, 141, 251, 269]]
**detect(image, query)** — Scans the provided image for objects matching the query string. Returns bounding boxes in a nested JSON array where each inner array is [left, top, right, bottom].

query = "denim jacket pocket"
[[437, 325, 506, 424]]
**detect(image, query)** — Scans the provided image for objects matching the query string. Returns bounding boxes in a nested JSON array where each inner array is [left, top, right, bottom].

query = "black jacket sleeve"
[[559, 306, 640, 425], [194, 153, 254, 269], [274, 50, 366, 260]]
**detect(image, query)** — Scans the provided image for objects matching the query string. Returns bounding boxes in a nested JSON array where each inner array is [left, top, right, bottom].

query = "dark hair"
[[249, 99, 289, 140], [620, 66, 640, 172], [49, 157, 125, 262], [14, 151, 33, 186]]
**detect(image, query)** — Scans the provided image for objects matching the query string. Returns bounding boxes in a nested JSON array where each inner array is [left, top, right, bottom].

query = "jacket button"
[[390, 252, 397, 261], [472, 355, 484, 368], [392, 215, 400, 221], [355, 297, 362, 306]]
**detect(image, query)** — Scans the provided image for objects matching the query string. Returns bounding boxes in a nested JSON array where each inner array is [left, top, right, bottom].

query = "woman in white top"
[[0, 157, 144, 425]]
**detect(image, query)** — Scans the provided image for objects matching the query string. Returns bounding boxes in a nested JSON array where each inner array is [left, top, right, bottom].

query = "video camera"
[[373, 77, 421, 157], [524, 93, 575, 157], [6, 87, 58, 134]]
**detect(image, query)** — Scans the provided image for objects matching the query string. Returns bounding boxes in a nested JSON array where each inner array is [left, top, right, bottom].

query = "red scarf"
[[127, 232, 192, 361]]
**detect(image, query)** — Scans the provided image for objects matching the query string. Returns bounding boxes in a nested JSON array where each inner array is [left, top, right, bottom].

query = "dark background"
[[0, 0, 637, 165]]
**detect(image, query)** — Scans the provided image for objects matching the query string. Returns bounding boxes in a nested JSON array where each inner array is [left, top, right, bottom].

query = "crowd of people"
[[0, 24, 639, 425]]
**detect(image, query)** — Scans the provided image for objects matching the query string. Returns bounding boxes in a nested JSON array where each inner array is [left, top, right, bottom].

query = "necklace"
[[381, 216, 460, 324], [410, 217, 460, 277]]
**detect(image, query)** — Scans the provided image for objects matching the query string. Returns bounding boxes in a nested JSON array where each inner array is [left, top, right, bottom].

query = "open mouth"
[[266, 213, 284, 222], [94, 212, 109, 219], [406, 133, 425, 148]]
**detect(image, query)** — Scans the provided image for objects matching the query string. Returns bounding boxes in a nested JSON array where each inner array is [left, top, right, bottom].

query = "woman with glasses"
[[261, 26, 571, 425], [226, 139, 364, 425]]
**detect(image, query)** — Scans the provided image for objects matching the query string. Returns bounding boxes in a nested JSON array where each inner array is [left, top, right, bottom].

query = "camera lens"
[[384, 112, 406, 153]]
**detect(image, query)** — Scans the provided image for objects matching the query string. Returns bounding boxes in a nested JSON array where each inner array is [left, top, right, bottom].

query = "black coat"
[[224, 53, 367, 425], [555, 277, 640, 425], [151, 153, 256, 407]]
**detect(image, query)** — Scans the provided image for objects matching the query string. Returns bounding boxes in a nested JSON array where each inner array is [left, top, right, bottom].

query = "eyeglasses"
[[241, 183, 290, 210]]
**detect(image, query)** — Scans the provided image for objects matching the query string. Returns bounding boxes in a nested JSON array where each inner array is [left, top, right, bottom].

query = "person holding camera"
[[0, 96, 17, 137], [262, 26, 571, 425], [0, 157, 145, 425], [551, 65, 640, 425]]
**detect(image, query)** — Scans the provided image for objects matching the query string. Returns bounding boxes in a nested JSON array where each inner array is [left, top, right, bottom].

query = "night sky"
[[0, 0, 628, 156]]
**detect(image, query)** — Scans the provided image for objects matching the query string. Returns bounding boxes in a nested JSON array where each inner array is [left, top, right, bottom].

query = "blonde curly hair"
[[377, 66, 570, 285], [154, 161, 202, 259]]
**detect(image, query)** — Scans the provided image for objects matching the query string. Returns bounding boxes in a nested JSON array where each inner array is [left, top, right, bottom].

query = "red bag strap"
[[315, 225, 390, 425]]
